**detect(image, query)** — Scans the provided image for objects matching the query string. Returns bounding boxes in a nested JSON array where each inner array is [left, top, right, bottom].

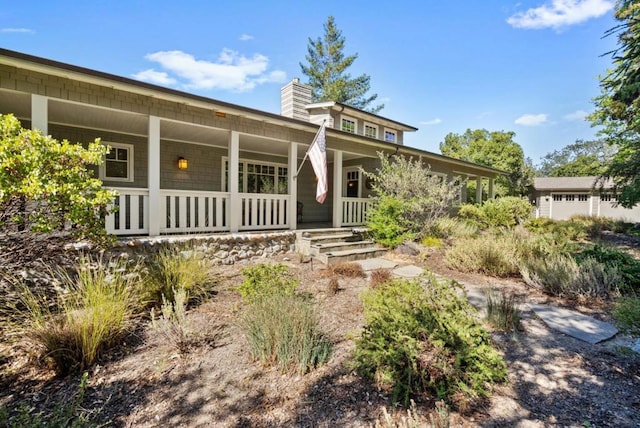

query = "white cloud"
[[132, 69, 177, 86], [420, 118, 442, 126], [239, 34, 254, 41], [564, 109, 588, 121], [1, 28, 35, 34], [507, 0, 613, 30], [515, 113, 548, 126], [134, 49, 287, 92]]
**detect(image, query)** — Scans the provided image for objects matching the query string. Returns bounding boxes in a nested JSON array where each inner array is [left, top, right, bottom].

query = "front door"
[[343, 167, 361, 198]]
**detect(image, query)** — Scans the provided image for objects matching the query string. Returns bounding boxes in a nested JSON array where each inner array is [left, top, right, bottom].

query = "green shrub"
[[421, 236, 443, 248], [444, 233, 520, 277], [524, 218, 589, 242], [143, 247, 215, 306], [354, 275, 506, 409], [481, 197, 532, 228], [18, 257, 139, 375], [614, 296, 640, 336], [574, 244, 640, 292], [457, 204, 485, 225], [429, 216, 479, 239], [485, 290, 521, 332], [241, 293, 331, 374], [366, 195, 415, 248], [238, 263, 298, 302]]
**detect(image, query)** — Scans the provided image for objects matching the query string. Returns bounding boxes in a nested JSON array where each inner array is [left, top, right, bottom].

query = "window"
[[552, 194, 562, 202], [601, 194, 617, 202], [224, 159, 288, 194], [341, 117, 356, 134], [364, 123, 378, 139], [101, 142, 133, 182], [384, 129, 397, 143], [578, 194, 589, 202], [565, 194, 575, 202]]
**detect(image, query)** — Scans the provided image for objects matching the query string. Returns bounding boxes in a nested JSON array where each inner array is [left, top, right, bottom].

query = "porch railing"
[[161, 190, 230, 234], [240, 193, 290, 230], [341, 197, 370, 226], [105, 188, 149, 235]]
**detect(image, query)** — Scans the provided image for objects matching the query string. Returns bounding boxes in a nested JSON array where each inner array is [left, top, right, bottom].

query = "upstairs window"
[[101, 142, 134, 182], [341, 117, 356, 134], [364, 123, 378, 139], [384, 129, 397, 143]]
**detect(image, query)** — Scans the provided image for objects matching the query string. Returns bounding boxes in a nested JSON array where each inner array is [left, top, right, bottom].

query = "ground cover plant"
[[354, 274, 507, 410]]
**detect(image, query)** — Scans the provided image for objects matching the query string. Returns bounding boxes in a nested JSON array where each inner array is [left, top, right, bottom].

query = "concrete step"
[[317, 247, 388, 265], [297, 232, 361, 255], [310, 240, 376, 255], [297, 228, 358, 239]]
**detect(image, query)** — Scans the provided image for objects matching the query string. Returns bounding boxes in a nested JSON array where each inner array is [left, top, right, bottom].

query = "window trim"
[[384, 128, 397, 143], [222, 157, 288, 194], [364, 122, 378, 139], [99, 142, 134, 183], [340, 115, 357, 134]]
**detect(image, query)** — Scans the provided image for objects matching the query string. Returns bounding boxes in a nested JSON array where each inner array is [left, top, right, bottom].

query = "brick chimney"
[[280, 78, 311, 121]]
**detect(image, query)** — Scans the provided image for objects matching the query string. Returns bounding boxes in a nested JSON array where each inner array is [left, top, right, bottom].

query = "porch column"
[[228, 131, 240, 233], [148, 116, 161, 236], [31, 94, 48, 135], [488, 178, 495, 199], [288, 142, 298, 230], [332, 150, 343, 228], [476, 176, 483, 203]]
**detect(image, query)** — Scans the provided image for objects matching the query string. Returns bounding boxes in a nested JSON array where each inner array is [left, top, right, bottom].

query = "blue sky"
[[0, 0, 618, 165]]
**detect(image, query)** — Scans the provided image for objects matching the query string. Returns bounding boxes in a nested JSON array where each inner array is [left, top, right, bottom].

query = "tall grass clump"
[[444, 232, 520, 277], [143, 247, 215, 306], [613, 296, 640, 336], [239, 263, 330, 374], [485, 290, 521, 332], [354, 275, 506, 410], [429, 216, 479, 239], [18, 256, 139, 375]]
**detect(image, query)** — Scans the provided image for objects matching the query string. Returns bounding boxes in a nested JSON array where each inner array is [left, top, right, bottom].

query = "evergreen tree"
[[300, 16, 383, 113], [590, 1, 640, 207]]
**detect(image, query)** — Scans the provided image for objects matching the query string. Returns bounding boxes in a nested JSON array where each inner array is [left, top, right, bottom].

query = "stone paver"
[[528, 303, 618, 344], [392, 265, 424, 278], [355, 258, 398, 271]]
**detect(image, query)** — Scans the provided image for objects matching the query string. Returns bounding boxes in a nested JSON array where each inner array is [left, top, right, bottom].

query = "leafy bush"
[[458, 197, 532, 229], [485, 290, 521, 332], [457, 204, 485, 225], [524, 218, 589, 242], [444, 233, 520, 277], [614, 296, 640, 336], [354, 275, 506, 409], [364, 152, 462, 247], [238, 263, 298, 302], [242, 293, 331, 374], [143, 247, 216, 306], [574, 244, 640, 292], [429, 216, 479, 239], [18, 257, 139, 375], [421, 236, 443, 248]]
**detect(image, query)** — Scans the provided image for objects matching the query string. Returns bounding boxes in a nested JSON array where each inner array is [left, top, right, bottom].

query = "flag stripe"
[[308, 123, 328, 204]]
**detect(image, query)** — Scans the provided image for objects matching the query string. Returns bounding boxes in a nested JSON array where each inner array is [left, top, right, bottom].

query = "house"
[[0, 48, 503, 237], [532, 176, 640, 222]]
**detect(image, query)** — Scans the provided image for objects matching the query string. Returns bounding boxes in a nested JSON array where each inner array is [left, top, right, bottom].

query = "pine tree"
[[300, 16, 383, 113]]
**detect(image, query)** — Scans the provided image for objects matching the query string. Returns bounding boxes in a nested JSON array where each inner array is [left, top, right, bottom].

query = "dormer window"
[[341, 117, 356, 134], [364, 123, 378, 139], [384, 129, 397, 143]]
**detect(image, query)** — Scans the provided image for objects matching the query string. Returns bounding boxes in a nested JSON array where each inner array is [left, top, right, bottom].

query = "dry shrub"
[[370, 268, 392, 288], [444, 232, 520, 277], [327, 278, 340, 295], [325, 261, 365, 278]]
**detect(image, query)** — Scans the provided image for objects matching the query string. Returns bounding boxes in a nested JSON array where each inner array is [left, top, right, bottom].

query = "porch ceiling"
[[49, 99, 149, 135], [0, 89, 31, 119]]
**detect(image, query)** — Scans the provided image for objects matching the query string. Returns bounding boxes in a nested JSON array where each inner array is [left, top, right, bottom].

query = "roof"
[[534, 176, 613, 191], [305, 101, 418, 132], [0, 48, 504, 177]]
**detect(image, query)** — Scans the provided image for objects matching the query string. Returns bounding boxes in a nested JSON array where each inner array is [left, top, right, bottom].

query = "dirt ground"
[[2, 237, 640, 427]]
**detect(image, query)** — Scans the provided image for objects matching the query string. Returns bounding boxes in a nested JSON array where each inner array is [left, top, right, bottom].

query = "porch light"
[[177, 157, 188, 170]]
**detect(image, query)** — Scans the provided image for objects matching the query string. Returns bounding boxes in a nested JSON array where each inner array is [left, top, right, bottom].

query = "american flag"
[[308, 123, 328, 203]]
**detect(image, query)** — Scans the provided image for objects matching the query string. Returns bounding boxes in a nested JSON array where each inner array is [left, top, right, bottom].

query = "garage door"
[[550, 193, 590, 220]]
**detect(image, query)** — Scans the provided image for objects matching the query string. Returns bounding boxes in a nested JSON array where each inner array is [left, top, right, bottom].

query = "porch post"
[[476, 176, 483, 203], [332, 150, 343, 228], [288, 142, 298, 230], [31, 94, 48, 135], [148, 116, 161, 236], [229, 131, 240, 233], [488, 178, 495, 199]]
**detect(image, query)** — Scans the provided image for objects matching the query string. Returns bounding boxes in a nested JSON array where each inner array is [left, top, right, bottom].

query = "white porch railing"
[[161, 190, 230, 234], [240, 193, 290, 230], [105, 188, 149, 235], [341, 197, 370, 226]]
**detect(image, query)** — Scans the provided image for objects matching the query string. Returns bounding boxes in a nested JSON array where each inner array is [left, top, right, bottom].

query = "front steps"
[[295, 228, 387, 265]]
